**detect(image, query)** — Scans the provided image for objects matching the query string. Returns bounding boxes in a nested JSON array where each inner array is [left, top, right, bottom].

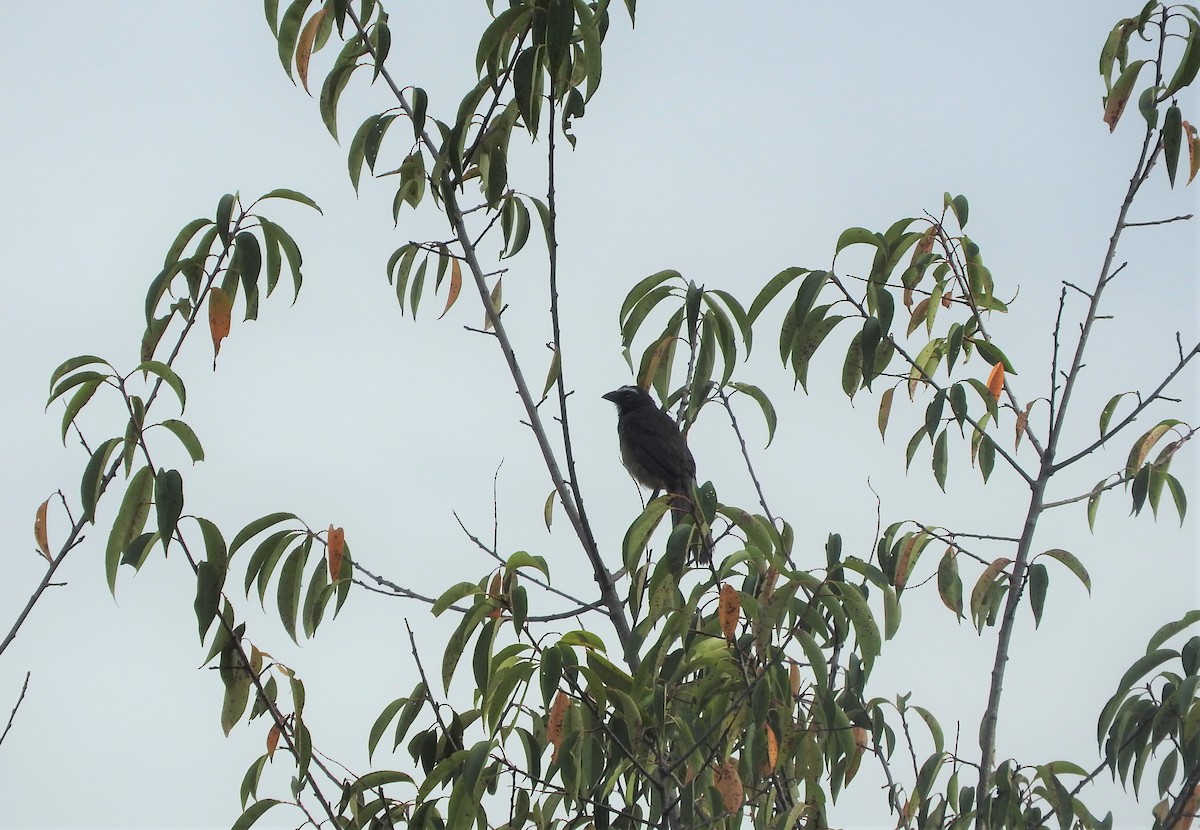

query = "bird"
[[603, 385, 711, 563]]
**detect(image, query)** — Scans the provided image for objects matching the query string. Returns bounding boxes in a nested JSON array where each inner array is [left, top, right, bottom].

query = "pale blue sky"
[[1, 3, 1196, 828]]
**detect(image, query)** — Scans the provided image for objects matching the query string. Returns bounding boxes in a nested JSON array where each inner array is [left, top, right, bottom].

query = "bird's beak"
[[602, 390, 619, 402]]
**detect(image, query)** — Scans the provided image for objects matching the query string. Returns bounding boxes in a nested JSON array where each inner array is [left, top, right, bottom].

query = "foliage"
[[6, 2, 1200, 830]]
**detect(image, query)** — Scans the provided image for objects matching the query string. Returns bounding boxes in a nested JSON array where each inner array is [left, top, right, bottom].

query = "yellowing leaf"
[[718, 583, 740, 643], [439, 257, 462, 320], [638, 335, 681, 391], [713, 758, 744, 812], [487, 570, 504, 619], [547, 691, 569, 762], [986, 362, 1005, 401], [208, 287, 233, 365], [789, 661, 801, 697], [266, 723, 281, 760], [296, 9, 328, 94], [1103, 59, 1146, 132], [326, 525, 344, 581], [34, 499, 51, 561], [763, 725, 779, 772]]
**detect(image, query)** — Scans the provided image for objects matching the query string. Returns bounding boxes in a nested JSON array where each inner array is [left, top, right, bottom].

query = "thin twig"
[[0, 672, 31, 748]]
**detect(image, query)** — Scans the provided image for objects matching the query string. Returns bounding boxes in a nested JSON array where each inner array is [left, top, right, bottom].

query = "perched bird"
[[603, 385, 711, 562]]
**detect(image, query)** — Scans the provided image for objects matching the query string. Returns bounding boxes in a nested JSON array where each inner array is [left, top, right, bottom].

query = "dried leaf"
[[713, 758, 744, 812], [789, 661, 801, 697], [718, 583, 740, 643], [326, 525, 344, 581], [1015, 405, 1029, 451], [487, 570, 504, 619], [267, 723, 282, 760], [209, 287, 233, 365], [986, 362, 1005, 401], [439, 257, 462, 320], [1184, 120, 1200, 184], [296, 8, 328, 94], [547, 691, 569, 762], [759, 565, 778, 605], [34, 499, 51, 561]]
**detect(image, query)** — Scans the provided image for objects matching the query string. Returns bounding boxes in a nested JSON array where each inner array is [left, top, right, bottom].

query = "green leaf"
[[157, 418, 205, 463], [133, 360, 187, 411], [834, 227, 880, 256], [1164, 105, 1183, 187], [216, 193, 236, 246], [932, 429, 949, 491], [163, 217, 213, 268], [432, 582, 483, 616], [80, 437, 122, 523], [230, 512, 299, 558], [1160, 17, 1200, 101], [277, 544, 307, 643], [971, 339, 1016, 374], [49, 355, 110, 393], [505, 550, 550, 578], [621, 500, 671, 572], [728, 382, 777, 447], [1028, 562, 1049, 627], [276, 0, 314, 78], [1037, 548, 1091, 594], [937, 548, 963, 618], [256, 188, 322, 213], [105, 465, 154, 594], [1099, 392, 1132, 438], [837, 583, 881, 672], [232, 799, 282, 830], [748, 266, 806, 323], [59, 378, 103, 443], [1146, 611, 1200, 653], [154, 468, 184, 553], [195, 560, 223, 642]]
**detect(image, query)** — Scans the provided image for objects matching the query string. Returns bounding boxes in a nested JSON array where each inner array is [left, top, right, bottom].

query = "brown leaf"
[[912, 225, 937, 264], [326, 525, 344, 581], [266, 723, 281, 760], [547, 691, 569, 763], [986, 362, 1005, 401], [1184, 120, 1200, 185], [789, 661, 801, 698], [758, 565, 778, 605], [718, 583, 740, 643], [208, 286, 233, 365], [296, 8, 328, 94], [713, 758, 744, 812], [1014, 405, 1030, 451], [34, 499, 51, 562], [940, 292, 953, 309], [439, 257, 463, 320]]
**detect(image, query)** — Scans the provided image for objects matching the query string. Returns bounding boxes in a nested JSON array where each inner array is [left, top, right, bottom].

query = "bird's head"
[[602, 385, 655, 414]]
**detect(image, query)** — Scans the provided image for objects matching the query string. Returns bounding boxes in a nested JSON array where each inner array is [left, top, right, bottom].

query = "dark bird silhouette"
[[603, 385, 711, 563]]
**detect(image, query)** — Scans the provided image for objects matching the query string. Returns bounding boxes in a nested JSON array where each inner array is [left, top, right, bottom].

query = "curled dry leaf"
[[34, 499, 51, 561], [789, 661, 801, 697], [326, 525, 345, 581], [713, 758, 744, 812], [1015, 405, 1030, 451], [986, 362, 1005, 401], [718, 583, 741, 643], [548, 691, 569, 763]]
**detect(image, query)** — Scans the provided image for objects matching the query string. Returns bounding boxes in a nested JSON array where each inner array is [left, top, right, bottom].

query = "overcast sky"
[[1, 3, 1197, 829]]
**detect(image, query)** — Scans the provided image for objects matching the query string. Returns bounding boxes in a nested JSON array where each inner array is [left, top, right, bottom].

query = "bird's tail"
[[669, 490, 714, 565]]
